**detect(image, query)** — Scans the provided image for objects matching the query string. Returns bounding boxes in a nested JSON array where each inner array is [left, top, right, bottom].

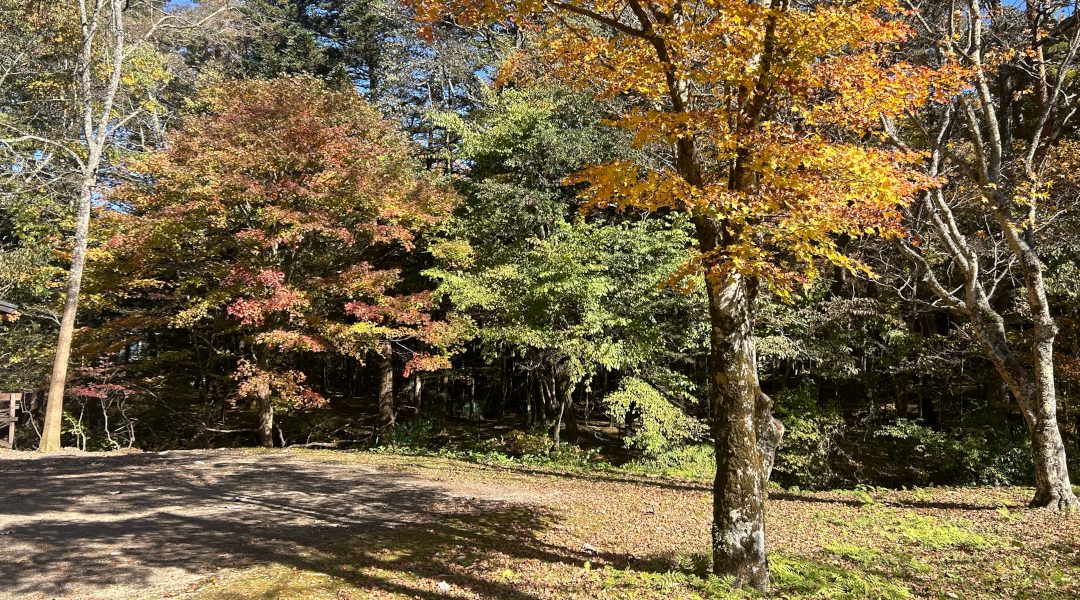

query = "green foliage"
[[629, 443, 716, 479], [428, 83, 708, 442], [822, 541, 882, 566], [872, 419, 1033, 487], [430, 86, 703, 391], [604, 378, 706, 456], [502, 429, 554, 457], [885, 513, 993, 550], [771, 381, 846, 489], [545, 444, 601, 468], [769, 555, 912, 600]]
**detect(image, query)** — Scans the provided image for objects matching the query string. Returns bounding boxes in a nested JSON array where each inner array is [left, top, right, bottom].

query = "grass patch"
[[885, 513, 994, 550]]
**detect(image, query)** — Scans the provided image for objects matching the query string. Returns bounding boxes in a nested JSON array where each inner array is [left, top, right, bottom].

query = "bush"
[[603, 377, 705, 457], [772, 381, 847, 489], [868, 418, 1033, 487], [629, 443, 715, 479], [502, 429, 553, 457]]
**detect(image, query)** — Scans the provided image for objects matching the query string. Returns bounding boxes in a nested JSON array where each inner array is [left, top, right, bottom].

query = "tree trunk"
[[1026, 332, 1076, 509], [550, 396, 565, 449], [438, 372, 449, 430], [39, 180, 94, 452], [537, 368, 553, 433], [256, 388, 274, 448], [524, 370, 533, 428], [498, 356, 508, 420], [556, 367, 579, 445], [410, 372, 422, 430], [39, 0, 128, 452], [962, 235, 1077, 510], [1013, 225, 1078, 510], [702, 269, 774, 590], [377, 339, 394, 442]]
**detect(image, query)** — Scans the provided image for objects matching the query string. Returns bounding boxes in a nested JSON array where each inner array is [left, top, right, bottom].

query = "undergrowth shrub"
[[628, 443, 715, 479], [772, 381, 846, 489], [603, 377, 705, 457], [502, 429, 554, 457], [869, 418, 1033, 487]]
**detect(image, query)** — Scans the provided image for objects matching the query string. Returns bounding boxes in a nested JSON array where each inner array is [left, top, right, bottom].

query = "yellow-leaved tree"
[[409, 0, 958, 589]]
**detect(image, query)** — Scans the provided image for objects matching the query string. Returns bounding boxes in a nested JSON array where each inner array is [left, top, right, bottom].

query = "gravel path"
[[0, 449, 529, 600]]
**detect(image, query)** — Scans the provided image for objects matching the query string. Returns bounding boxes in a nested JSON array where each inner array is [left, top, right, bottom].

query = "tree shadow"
[[766, 490, 1007, 511], [375, 450, 713, 493], [0, 451, 589, 599]]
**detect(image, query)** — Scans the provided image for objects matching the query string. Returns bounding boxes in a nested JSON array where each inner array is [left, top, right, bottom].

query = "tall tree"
[[412, 0, 942, 588], [95, 76, 460, 447], [884, 0, 1080, 509], [236, 0, 503, 134], [0, 0, 228, 451]]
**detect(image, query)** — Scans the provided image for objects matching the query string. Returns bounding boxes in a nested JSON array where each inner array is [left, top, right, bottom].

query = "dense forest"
[[3, 0, 1080, 590]]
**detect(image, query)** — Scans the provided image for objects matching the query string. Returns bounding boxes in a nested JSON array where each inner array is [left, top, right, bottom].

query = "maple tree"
[[411, 0, 949, 588], [95, 75, 461, 447]]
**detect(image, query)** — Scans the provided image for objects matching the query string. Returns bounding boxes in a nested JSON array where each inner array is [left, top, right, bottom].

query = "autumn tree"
[[881, 0, 1080, 509], [412, 0, 944, 589], [95, 76, 460, 448], [0, 0, 229, 452]]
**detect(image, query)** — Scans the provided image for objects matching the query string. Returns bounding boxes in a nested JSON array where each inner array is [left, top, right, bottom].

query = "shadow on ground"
[[0, 451, 573, 600]]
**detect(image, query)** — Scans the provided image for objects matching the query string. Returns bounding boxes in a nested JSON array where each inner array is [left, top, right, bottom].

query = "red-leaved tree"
[[97, 75, 462, 446]]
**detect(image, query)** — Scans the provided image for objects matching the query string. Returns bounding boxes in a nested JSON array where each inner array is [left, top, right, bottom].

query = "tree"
[[883, 0, 1080, 509], [96, 75, 460, 447], [0, 0, 228, 452], [428, 84, 707, 447], [236, 0, 506, 141], [412, 0, 942, 588]]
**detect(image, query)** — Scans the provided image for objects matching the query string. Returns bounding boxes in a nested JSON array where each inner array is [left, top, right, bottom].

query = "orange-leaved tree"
[[409, 0, 954, 589], [95, 76, 462, 447]]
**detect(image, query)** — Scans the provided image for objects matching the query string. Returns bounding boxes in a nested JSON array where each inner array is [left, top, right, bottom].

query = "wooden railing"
[[0, 392, 37, 449]]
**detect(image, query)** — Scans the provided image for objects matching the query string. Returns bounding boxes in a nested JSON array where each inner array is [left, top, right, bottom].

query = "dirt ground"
[[0, 449, 537, 600]]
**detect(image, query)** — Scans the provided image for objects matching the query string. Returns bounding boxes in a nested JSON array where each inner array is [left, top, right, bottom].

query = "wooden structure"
[[1, 393, 21, 449], [0, 392, 36, 449], [0, 299, 18, 315]]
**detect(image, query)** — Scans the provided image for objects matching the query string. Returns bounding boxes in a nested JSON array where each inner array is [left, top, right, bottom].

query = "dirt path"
[[0, 449, 534, 600]]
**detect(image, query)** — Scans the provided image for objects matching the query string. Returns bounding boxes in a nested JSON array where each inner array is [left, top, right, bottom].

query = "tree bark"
[[40, 0, 127, 452], [551, 399, 564, 449], [438, 372, 449, 431], [256, 387, 274, 448], [39, 180, 94, 452], [556, 367, 579, 445], [410, 372, 422, 430], [703, 269, 771, 590], [377, 339, 394, 442]]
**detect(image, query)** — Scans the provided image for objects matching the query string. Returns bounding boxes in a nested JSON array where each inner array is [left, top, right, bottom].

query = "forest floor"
[[1, 448, 1078, 600]]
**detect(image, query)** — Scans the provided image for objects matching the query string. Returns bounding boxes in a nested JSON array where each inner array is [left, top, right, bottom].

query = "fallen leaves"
[[183, 452, 1080, 600]]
